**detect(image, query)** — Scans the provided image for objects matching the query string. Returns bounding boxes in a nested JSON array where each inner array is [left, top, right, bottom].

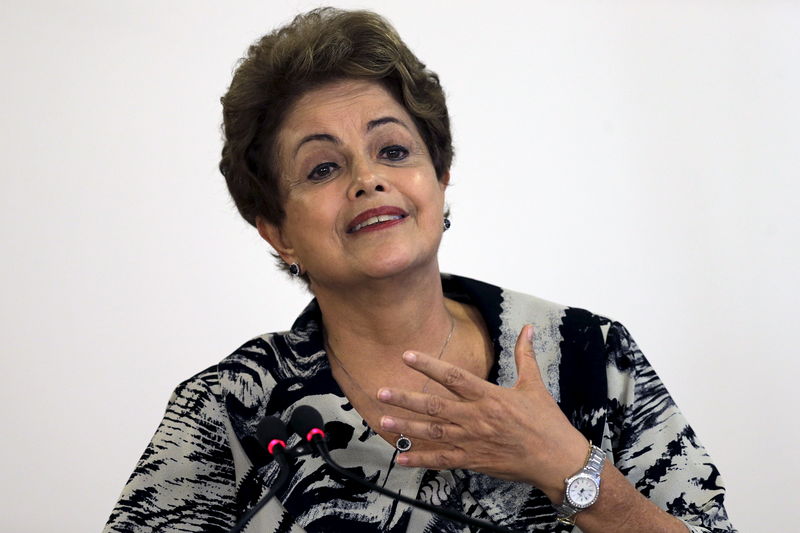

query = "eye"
[[307, 162, 339, 181], [379, 145, 409, 162]]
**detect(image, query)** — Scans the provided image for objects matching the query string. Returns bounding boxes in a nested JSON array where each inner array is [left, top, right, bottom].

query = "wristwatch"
[[554, 444, 606, 525]]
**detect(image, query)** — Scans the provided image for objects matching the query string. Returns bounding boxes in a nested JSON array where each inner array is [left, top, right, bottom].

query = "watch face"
[[567, 476, 598, 508]]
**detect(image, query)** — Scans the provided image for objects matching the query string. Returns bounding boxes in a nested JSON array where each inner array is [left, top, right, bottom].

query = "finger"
[[377, 387, 470, 421], [396, 447, 468, 470], [401, 351, 486, 401], [379, 415, 469, 443], [514, 324, 543, 389]]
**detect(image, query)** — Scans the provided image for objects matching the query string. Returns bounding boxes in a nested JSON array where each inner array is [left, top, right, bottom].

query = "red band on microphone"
[[267, 439, 286, 455], [306, 428, 325, 441]]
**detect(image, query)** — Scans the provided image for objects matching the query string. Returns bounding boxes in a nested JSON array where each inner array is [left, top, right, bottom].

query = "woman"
[[105, 8, 735, 533]]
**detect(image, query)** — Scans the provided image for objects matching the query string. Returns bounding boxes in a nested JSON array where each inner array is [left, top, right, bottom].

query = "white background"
[[1, 1, 797, 531]]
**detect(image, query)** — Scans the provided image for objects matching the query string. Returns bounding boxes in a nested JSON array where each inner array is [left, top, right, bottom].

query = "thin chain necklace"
[[325, 312, 455, 453]]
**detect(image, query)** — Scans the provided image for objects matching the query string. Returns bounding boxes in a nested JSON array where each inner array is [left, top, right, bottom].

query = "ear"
[[256, 216, 296, 264], [439, 170, 451, 191]]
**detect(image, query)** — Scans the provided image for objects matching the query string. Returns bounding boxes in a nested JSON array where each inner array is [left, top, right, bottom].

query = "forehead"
[[279, 79, 414, 140]]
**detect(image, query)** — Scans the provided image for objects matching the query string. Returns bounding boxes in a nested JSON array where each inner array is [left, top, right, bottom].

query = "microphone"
[[289, 405, 518, 533], [228, 416, 292, 533]]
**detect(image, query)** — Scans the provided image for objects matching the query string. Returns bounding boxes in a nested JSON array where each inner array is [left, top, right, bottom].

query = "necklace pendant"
[[396, 434, 412, 452]]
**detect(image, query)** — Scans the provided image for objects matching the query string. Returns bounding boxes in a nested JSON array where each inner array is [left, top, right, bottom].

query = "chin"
[[359, 251, 436, 281], [362, 259, 413, 279]]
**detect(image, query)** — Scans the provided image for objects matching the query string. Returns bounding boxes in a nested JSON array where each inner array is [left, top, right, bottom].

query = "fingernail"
[[527, 324, 534, 342], [381, 416, 396, 430], [402, 351, 417, 363], [396, 454, 409, 465], [378, 388, 391, 401]]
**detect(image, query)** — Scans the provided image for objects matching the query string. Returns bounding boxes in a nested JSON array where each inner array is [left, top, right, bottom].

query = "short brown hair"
[[219, 7, 453, 233]]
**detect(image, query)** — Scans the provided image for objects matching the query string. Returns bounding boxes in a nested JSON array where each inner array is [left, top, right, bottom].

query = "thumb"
[[514, 324, 542, 389]]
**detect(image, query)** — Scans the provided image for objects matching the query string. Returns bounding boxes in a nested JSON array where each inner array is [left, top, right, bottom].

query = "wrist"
[[554, 443, 607, 525], [536, 434, 592, 503]]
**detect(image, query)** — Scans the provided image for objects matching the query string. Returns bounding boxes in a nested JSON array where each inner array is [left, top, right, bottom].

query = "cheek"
[[285, 195, 340, 244], [415, 176, 446, 214]]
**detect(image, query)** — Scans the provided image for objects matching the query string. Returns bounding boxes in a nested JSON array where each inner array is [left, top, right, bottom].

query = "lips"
[[347, 206, 408, 234]]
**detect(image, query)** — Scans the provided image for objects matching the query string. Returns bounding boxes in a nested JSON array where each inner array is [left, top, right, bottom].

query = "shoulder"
[[172, 362, 223, 399], [444, 273, 614, 340], [503, 285, 613, 337], [447, 275, 620, 374], [158, 364, 229, 434], [169, 331, 293, 412], [105, 366, 238, 532]]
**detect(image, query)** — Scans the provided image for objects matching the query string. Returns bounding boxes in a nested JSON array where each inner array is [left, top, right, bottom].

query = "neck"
[[313, 263, 452, 364]]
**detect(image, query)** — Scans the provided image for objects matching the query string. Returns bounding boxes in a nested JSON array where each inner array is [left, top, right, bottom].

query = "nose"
[[347, 158, 388, 200], [354, 183, 385, 198]]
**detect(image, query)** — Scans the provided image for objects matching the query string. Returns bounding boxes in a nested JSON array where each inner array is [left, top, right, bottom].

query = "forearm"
[[530, 436, 688, 533], [571, 463, 687, 533]]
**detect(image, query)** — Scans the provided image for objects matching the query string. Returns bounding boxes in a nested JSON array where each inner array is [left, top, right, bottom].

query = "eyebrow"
[[366, 116, 410, 132], [293, 116, 410, 156], [293, 133, 339, 157]]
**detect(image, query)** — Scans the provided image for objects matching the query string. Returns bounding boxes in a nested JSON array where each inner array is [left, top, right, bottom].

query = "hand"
[[376, 325, 588, 499]]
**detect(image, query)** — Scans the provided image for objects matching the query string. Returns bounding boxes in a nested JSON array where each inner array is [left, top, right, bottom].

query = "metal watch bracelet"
[[555, 444, 606, 525]]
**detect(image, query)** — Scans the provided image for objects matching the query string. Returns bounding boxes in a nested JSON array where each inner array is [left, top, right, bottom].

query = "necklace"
[[325, 312, 455, 453]]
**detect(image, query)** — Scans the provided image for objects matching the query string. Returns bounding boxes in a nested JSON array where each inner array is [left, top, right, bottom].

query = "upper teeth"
[[351, 215, 403, 232]]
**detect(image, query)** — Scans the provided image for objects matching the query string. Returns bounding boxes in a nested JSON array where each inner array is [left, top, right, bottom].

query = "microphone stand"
[[229, 415, 296, 533], [312, 436, 519, 533], [229, 451, 290, 533]]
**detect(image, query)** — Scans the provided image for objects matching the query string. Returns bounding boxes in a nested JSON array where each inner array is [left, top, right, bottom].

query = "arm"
[[377, 324, 736, 532], [589, 322, 736, 533], [104, 369, 238, 533]]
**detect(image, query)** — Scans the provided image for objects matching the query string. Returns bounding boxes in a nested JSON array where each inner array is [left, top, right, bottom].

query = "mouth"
[[347, 206, 409, 234]]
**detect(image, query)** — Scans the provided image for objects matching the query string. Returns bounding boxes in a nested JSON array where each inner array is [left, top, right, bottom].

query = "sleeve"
[[103, 371, 238, 533], [604, 322, 737, 533]]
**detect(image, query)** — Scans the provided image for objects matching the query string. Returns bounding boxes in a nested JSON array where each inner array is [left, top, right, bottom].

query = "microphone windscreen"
[[255, 415, 289, 448], [290, 405, 324, 439]]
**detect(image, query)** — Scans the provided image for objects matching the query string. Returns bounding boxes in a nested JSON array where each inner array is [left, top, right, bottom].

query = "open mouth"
[[348, 214, 407, 233], [347, 207, 409, 234]]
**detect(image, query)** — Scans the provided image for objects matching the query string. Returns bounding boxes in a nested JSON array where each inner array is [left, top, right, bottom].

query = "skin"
[[257, 79, 687, 532], [378, 328, 688, 532]]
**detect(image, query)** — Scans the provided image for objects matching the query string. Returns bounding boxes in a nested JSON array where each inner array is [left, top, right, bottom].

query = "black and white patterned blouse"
[[104, 274, 736, 532]]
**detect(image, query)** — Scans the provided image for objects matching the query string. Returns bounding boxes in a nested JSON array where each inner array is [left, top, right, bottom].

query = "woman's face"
[[262, 79, 448, 289]]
